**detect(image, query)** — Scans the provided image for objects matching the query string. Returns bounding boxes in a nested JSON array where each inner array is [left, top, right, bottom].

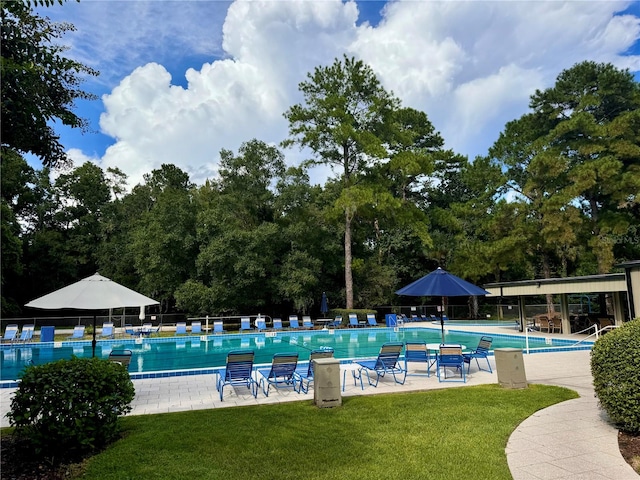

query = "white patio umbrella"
[[25, 273, 159, 357]]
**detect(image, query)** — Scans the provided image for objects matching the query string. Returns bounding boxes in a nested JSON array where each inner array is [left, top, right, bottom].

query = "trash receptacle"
[[494, 348, 527, 389], [385, 314, 397, 327], [313, 358, 341, 408], [40, 326, 55, 342]]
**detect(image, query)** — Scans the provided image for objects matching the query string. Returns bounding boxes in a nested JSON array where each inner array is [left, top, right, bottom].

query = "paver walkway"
[[508, 350, 637, 479]]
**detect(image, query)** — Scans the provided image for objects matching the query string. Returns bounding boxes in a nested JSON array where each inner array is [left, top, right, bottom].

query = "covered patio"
[[484, 260, 640, 334]]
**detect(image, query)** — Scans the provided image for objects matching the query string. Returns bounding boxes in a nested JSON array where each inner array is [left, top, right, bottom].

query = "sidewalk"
[[508, 350, 637, 479]]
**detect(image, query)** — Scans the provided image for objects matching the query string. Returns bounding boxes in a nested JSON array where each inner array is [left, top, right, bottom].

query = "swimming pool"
[[0, 327, 592, 385]]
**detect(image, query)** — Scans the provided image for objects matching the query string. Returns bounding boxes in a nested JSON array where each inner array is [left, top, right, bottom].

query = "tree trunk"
[[342, 141, 354, 310], [345, 210, 354, 309], [468, 296, 479, 319]]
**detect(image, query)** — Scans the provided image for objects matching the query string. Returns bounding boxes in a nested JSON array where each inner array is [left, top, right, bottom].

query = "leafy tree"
[[492, 61, 640, 276], [274, 167, 341, 313], [283, 55, 401, 309], [16, 162, 112, 304], [1, 0, 98, 168], [435, 155, 506, 278], [184, 140, 286, 314], [352, 107, 445, 306], [0, 151, 34, 314], [490, 112, 585, 312], [127, 165, 197, 310], [54, 162, 111, 270], [97, 171, 152, 292]]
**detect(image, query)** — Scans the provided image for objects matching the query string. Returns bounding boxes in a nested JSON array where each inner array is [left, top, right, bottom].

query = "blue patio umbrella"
[[320, 292, 329, 316], [395, 267, 490, 342]]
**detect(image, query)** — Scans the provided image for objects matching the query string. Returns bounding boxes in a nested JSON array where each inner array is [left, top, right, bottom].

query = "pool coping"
[[0, 326, 594, 388]]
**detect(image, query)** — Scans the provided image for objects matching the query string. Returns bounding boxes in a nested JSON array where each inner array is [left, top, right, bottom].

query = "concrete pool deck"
[[1, 323, 636, 479]]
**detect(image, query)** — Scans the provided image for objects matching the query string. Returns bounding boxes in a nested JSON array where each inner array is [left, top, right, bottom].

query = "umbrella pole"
[[92, 313, 97, 358], [440, 296, 445, 344]]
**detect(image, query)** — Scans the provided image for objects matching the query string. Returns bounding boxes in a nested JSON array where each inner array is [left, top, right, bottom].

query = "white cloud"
[[98, 0, 361, 186], [354, 1, 640, 155], [66, 148, 99, 167], [40, 0, 228, 86], [446, 64, 545, 157], [57, 0, 640, 187]]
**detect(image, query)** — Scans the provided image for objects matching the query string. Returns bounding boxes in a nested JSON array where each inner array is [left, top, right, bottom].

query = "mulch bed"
[[0, 434, 84, 480], [619, 431, 640, 473]]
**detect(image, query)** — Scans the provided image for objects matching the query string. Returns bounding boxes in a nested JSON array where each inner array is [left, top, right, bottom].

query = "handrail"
[[598, 325, 619, 335], [570, 323, 618, 346]]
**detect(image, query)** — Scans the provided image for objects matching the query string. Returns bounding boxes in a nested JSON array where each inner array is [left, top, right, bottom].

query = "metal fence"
[[2, 302, 606, 334], [1, 313, 187, 333], [374, 303, 603, 321]]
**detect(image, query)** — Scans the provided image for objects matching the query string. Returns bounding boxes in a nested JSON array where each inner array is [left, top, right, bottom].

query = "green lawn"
[[76, 384, 577, 480]]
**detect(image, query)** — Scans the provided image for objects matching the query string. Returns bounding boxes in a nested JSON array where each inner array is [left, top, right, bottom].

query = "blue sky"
[[36, 0, 640, 187]]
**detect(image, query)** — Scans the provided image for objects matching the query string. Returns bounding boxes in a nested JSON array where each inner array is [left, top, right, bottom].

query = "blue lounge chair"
[[357, 342, 406, 387], [143, 323, 160, 336], [288, 315, 301, 330], [348, 313, 362, 328], [191, 321, 202, 335], [437, 344, 466, 382], [175, 322, 187, 335], [293, 348, 334, 394], [257, 353, 299, 397], [67, 325, 85, 340], [272, 318, 283, 331], [463, 336, 493, 373], [255, 317, 267, 331], [330, 315, 342, 328], [18, 324, 34, 343], [216, 350, 258, 401], [240, 317, 252, 332], [124, 324, 142, 337], [3, 324, 18, 343], [302, 316, 313, 329], [99, 322, 115, 339], [213, 321, 225, 334], [366, 314, 378, 327], [404, 341, 433, 377]]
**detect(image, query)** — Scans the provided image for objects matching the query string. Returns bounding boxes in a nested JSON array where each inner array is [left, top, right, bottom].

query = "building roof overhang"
[[484, 273, 628, 297]]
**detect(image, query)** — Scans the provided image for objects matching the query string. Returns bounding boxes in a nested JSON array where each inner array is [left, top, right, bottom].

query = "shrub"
[[7, 356, 135, 462], [591, 318, 640, 434]]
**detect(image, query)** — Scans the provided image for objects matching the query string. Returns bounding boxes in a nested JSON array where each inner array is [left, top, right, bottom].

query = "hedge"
[[7, 356, 135, 462], [590, 318, 640, 434]]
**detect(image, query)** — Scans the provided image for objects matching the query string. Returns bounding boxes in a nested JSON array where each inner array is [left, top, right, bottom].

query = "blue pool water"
[[0, 327, 592, 383]]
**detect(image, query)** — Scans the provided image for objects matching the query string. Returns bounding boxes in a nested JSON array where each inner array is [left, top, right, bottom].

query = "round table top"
[[339, 363, 361, 371], [426, 343, 466, 351]]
